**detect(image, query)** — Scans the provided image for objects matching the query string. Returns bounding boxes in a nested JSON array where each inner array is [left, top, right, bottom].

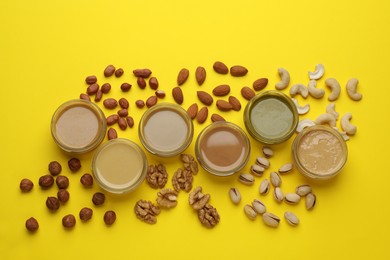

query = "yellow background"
[[1, 0, 389, 259]]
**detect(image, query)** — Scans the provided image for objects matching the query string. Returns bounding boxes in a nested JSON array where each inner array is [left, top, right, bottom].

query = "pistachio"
[[285, 193, 301, 204], [256, 157, 270, 169], [262, 146, 274, 158], [244, 204, 257, 220], [252, 199, 266, 215], [284, 211, 299, 226], [262, 212, 280, 228], [305, 193, 316, 210], [296, 184, 312, 197], [239, 173, 254, 185], [229, 188, 241, 204], [273, 187, 284, 203], [259, 179, 270, 195], [250, 164, 265, 177], [270, 171, 282, 187], [278, 163, 293, 174]]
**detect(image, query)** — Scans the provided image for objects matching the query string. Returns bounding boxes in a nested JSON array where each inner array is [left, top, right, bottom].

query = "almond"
[[172, 87, 184, 104], [187, 103, 198, 119], [241, 86, 255, 100], [137, 77, 147, 89], [195, 66, 206, 86], [146, 96, 158, 108], [216, 100, 233, 111], [126, 116, 134, 128], [212, 84, 230, 96], [211, 113, 226, 122], [177, 68, 189, 86], [230, 65, 248, 77], [103, 98, 118, 109], [197, 91, 213, 106], [213, 61, 229, 74], [149, 77, 159, 90], [135, 100, 145, 108], [155, 89, 166, 98], [133, 68, 152, 78], [197, 107, 208, 124], [253, 78, 268, 91], [228, 96, 241, 111]]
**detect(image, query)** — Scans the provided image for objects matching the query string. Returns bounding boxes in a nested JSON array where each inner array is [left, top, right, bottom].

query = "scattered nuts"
[[275, 68, 290, 90], [87, 83, 99, 95], [346, 78, 362, 101], [103, 98, 118, 109], [25, 217, 39, 232], [308, 79, 325, 99], [149, 77, 159, 90], [107, 127, 117, 140], [114, 68, 124, 77], [104, 64, 115, 77], [216, 100, 233, 111], [92, 192, 105, 206], [172, 168, 193, 192], [133, 68, 152, 78], [101, 83, 111, 94], [135, 100, 145, 108], [278, 163, 293, 174], [213, 84, 230, 96], [230, 65, 248, 77], [48, 161, 62, 176], [104, 210, 116, 225], [284, 211, 300, 226], [213, 61, 229, 74], [187, 103, 198, 119], [325, 78, 341, 101], [197, 91, 214, 106], [239, 173, 255, 185], [244, 204, 257, 220], [46, 196, 60, 211], [241, 86, 255, 100], [229, 188, 241, 204], [211, 113, 226, 122], [250, 164, 265, 177], [285, 193, 301, 204], [292, 98, 310, 115], [137, 77, 147, 89], [146, 164, 168, 189], [259, 179, 270, 195], [340, 112, 357, 136], [253, 78, 268, 91], [252, 199, 266, 215], [20, 178, 34, 192], [315, 113, 336, 127], [262, 212, 280, 228], [126, 116, 134, 128], [79, 207, 93, 221], [106, 114, 119, 126], [85, 75, 97, 84], [198, 203, 220, 228], [62, 214, 76, 228], [56, 175, 69, 189], [270, 171, 282, 187], [326, 102, 339, 120], [262, 146, 273, 158], [196, 107, 208, 124], [308, 64, 325, 80], [80, 173, 93, 187], [228, 96, 241, 111], [296, 184, 312, 197], [172, 87, 184, 104], [181, 154, 198, 175], [189, 186, 210, 210], [57, 189, 70, 203], [305, 193, 316, 210], [177, 68, 190, 85], [157, 188, 178, 208], [118, 117, 127, 130], [297, 119, 315, 133], [290, 84, 308, 98], [121, 82, 132, 92], [146, 95, 158, 108], [256, 157, 270, 169], [134, 200, 160, 224], [273, 187, 284, 203], [118, 98, 129, 109], [39, 175, 54, 189], [195, 66, 206, 85]]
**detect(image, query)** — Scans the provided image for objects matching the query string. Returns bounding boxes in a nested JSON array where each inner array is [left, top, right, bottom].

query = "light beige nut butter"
[[92, 138, 148, 194], [292, 125, 348, 181], [244, 90, 298, 144], [51, 100, 106, 153], [139, 103, 194, 157], [195, 122, 250, 176]]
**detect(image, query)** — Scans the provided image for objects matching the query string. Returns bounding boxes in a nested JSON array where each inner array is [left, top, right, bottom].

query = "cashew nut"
[[296, 119, 315, 133], [275, 68, 290, 90], [308, 79, 325, 99], [315, 113, 336, 127], [326, 102, 339, 120], [346, 78, 362, 101], [292, 98, 310, 115], [308, 64, 325, 80], [325, 78, 341, 101], [290, 84, 308, 99], [332, 127, 350, 141], [340, 112, 357, 136]]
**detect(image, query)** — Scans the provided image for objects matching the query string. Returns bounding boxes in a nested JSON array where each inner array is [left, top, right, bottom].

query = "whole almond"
[[137, 77, 147, 89], [126, 116, 134, 128], [213, 61, 229, 74], [211, 113, 225, 122], [197, 107, 208, 124], [106, 114, 119, 126], [172, 87, 184, 104], [228, 96, 241, 111], [135, 100, 145, 108], [195, 66, 206, 86], [118, 117, 127, 130], [177, 68, 189, 86], [197, 91, 213, 106], [87, 83, 99, 95], [149, 77, 159, 90], [216, 100, 233, 111], [104, 65, 116, 77], [241, 86, 255, 100], [133, 68, 152, 78], [118, 98, 129, 109], [117, 109, 128, 117], [103, 98, 118, 109], [101, 83, 111, 94], [187, 103, 198, 119], [230, 65, 248, 77], [253, 78, 268, 91], [107, 128, 117, 140], [155, 90, 166, 98], [146, 96, 158, 108], [120, 82, 132, 92], [212, 84, 230, 96]]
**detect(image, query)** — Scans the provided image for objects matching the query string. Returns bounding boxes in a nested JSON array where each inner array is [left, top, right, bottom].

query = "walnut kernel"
[[146, 164, 168, 189], [172, 168, 193, 192], [134, 200, 160, 224]]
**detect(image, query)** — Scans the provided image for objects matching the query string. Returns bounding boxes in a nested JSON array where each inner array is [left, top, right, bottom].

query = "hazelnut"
[[25, 217, 39, 232], [20, 178, 34, 192], [104, 210, 116, 225], [56, 175, 69, 189], [92, 192, 105, 206], [48, 161, 62, 176], [68, 158, 81, 172], [80, 173, 93, 187], [46, 196, 60, 211], [62, 214, 76, 228], [79, 207, 93, 221], [57, 189, 70, 203], [39, 175, 54, 189]]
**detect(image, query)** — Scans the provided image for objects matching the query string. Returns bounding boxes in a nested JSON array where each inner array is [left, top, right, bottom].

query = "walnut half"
[[134, 200, 161, 224], [189, 186, 210, 210], [198, 203, 220, 228], [180, 154, 199, 175], [146, 164, 168, 189], [157, 188, 178, 208], [172, 168, 193, 192]]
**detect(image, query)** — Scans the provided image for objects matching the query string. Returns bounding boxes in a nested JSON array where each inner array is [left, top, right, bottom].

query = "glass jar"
[[51, 99, 106, 154], [244, 90, 298, 144], [292, 125, 348, 181]]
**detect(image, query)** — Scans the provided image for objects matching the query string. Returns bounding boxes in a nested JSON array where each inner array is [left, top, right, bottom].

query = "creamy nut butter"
[[139, 103, 193, 157], [292, 125, 348, 181], [51, 100, 106, 153], [92, 138, 147, 194], [195, 122, 250, 176], [244, 91, 298, 144]]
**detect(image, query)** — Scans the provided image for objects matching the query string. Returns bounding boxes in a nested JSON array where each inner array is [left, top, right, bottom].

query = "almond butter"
[[228, 96, 241, 111], [241, 87, 255, 100], [213, 61, 229, 74], [177, 68, 189, 86], [195, 66, 206, 86], [146, 96, 158, 108], [212, 84, 230, 96], [172, 87, 184, 104], [216, 100, 233, 111], [197, 91, 213, 106], [197, 107, 208, 124], [133, 68, 152, 78], [187, 103, 198, 119], [230, 65, 248, 77], [211, 113, 225, 122], [253, 78, 268, 91]]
